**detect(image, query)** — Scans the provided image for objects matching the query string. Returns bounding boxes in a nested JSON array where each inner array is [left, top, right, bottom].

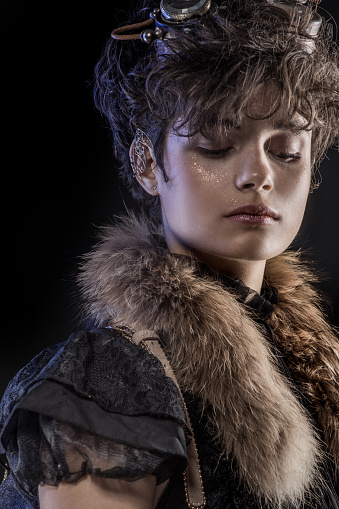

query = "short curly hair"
[[94, 0, 339, 220]]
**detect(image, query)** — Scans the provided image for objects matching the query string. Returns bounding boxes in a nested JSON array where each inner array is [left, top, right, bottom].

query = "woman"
[[1, 0, 339, 507]]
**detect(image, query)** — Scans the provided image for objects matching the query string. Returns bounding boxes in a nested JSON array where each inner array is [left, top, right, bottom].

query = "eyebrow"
[[223, 119, 310, 132]]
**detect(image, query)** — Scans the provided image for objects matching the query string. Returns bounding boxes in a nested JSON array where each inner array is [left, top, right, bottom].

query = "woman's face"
[[156, 113, 312, 268]]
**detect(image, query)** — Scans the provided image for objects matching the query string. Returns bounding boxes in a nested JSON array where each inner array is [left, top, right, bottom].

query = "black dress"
[[0, 276, 338, 508]]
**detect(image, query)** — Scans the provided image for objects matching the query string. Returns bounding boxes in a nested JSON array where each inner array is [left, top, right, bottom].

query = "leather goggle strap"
[[111, 18, 154, 40]]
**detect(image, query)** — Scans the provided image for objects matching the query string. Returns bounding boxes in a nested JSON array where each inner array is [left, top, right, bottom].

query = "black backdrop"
[[1, 1, 339, 410]]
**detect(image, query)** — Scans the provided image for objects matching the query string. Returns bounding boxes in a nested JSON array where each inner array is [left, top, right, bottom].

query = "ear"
[[129, 139, 159, 196]]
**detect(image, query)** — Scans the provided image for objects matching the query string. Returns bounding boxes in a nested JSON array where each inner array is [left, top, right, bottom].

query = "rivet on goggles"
[[111, 0, 323, 44]]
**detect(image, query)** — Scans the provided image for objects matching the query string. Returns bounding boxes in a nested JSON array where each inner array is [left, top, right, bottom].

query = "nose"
[[235, 146, 273, 192]]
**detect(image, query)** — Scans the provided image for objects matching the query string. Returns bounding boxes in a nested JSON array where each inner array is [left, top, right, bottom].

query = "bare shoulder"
[[39, 474, 157, 509]]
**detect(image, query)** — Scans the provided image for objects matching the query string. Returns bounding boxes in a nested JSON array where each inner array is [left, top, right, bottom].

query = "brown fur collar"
[[78, 215, 339, 506]]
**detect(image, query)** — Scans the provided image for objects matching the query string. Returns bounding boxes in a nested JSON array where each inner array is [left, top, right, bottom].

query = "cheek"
[[280, 167, 311, 230], [190, 155, 227, 188], [161, 154, 231, 211]]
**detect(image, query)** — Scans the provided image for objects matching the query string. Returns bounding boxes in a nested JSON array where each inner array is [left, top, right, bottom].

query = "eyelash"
[[197, 147, 302, 163], [196, 147, 232, 158]]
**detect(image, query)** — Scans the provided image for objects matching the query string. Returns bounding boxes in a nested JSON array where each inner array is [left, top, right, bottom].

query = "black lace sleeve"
[[0, 329, 187, 504]]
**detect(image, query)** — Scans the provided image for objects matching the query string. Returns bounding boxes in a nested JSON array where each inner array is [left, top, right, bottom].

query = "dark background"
[[1, 0, 338, 415]]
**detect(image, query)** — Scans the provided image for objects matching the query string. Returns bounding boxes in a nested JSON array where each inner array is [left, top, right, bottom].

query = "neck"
[[214, 258, 266, 293], [193, 253, 266, 293], [167, 245, 266, 293]]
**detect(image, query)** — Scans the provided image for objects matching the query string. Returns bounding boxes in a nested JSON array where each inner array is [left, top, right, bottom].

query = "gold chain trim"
[[2, 466, 9, 483], [106, 321, 135, 341], [180, 393, 206, 508]]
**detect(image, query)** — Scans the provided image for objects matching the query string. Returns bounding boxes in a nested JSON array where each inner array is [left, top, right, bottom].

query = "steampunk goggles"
[[111, 0, 323, 44]]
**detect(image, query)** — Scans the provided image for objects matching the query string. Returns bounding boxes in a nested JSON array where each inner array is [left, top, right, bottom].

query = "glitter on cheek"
[[191, 154, 225, 185]]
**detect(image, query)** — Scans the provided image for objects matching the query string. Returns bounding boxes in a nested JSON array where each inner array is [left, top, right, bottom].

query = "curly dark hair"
[[94, 0, 339, 220]]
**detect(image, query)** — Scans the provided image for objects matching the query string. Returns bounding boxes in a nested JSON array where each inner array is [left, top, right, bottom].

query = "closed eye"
[[196, 147, 233, 159], [270, 151, 302, 163]]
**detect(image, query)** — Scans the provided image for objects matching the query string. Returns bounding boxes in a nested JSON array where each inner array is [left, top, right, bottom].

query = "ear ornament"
[[130, 128, 155, 178]]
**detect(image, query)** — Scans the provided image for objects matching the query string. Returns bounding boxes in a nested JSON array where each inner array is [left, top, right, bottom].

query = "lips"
[[226, 204, 279, 225]]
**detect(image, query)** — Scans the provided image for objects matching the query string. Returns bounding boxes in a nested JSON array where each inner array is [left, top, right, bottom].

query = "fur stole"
[[78, 215, 339, 506]]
